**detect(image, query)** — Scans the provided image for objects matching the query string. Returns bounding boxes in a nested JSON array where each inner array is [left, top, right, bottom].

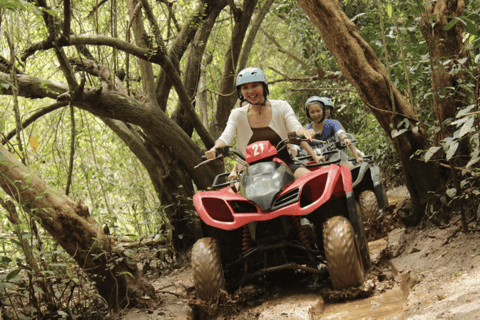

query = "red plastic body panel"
[[245, 140, 278, 164], [194, 164, 353, 230]]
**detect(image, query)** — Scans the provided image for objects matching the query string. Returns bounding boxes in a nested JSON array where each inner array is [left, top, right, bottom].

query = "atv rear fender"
[[351, 163, 388, 212]]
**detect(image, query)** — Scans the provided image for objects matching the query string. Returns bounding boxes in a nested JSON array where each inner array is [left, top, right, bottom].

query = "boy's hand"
[[228, 170, 238, 181], [313, 155, 326, 163]]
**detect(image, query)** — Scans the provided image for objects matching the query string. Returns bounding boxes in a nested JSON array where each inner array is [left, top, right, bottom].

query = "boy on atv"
[[303, 96, 364, 166]]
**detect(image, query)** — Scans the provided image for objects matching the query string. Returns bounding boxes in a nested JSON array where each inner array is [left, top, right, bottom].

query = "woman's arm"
[[205, 139, 228, 159], [206, 109, 239, 159]]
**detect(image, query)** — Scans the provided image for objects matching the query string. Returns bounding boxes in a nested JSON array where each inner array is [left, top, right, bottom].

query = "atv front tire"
[[192, 237, 225, 301], [359, 190, 379, 221], [323, 216, 365, 290]]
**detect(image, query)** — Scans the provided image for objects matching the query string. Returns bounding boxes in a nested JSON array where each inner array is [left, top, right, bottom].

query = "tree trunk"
[[297, 0, 446, 221], [0, 144, 154, 309], [420, 0, 468, 144], [172, 0, 228, 136]]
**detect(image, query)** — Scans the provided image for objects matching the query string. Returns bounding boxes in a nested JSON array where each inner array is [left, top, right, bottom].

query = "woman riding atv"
[[205, 67, 324, 179], [304, 96, 364, 165]]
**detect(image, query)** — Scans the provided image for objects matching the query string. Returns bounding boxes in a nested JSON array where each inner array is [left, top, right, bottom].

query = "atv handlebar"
[[195, 146, 247, 169]]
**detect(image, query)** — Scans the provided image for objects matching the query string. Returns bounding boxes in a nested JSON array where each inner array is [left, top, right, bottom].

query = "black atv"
[[293, 133, 389, 223]]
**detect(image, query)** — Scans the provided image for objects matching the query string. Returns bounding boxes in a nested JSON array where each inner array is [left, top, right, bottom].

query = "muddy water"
[[225, 238, 408, 320], [321, 286, 406, 319], [319, 238, 407, 319]]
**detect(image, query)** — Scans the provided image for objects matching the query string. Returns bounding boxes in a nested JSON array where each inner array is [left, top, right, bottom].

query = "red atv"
[[191, 134, 371, 301]]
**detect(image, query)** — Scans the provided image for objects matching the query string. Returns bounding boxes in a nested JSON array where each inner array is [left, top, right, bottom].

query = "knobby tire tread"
[[323, 216, 365, 290], [192, 237, 225, 301]]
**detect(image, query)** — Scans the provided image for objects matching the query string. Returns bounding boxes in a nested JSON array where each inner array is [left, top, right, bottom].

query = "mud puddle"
[[321, 286, 406, 319]]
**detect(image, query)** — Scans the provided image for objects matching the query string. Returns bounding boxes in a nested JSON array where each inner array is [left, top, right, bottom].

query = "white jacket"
[[218, 100, 303, 157]]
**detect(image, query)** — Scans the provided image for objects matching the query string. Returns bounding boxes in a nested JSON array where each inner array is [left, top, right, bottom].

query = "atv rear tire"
[[192, 237, 225, 301], [359, 190, 379, 221], [323, 216, 365, 290]]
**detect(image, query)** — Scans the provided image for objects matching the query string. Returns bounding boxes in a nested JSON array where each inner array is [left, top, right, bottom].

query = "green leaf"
[[443, 18, 459, 31], [21, 233, 32, 240], [391, 128, 408, 138], [10, 239, 22, 247], [424, 146, 441, 162], [0, 0, 22, 11], [455, 117, 474, 139], [49, 263, 67, 267], [7, 269, 21, 280], [456, 105, 475, 118], [446, 140, 459, 161], [446, 188, 457, 198], [465, 18, 478, 36], [57, 310, 68, 318], [440, 196, 447, 205], [466, 156, 480, 168], [1, 256, 12, 263], [34, 286, 45, 294], [387, 4, 393, 19]]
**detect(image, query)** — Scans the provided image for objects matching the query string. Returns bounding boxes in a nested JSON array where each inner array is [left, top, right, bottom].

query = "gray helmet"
[[236, 67, 269, 101], [320, 97, 334, 118], [305, 96, 325, 121]]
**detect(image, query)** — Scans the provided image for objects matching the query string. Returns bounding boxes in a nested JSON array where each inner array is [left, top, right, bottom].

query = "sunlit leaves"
[[456, 104, 476, 118], [391, 128, 408, 138], [424, 146, 441, 163], [386, 4, 393, 19], [0, 0, 27, 11], [444, 139, 459, 161], [453, 117, 474, 139]]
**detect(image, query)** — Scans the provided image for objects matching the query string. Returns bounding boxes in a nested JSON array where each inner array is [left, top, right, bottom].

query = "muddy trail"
[[115, 187, 480, 320]]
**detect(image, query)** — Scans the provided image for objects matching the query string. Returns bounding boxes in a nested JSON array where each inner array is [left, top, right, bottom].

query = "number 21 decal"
[[252, 143, 264, 156]]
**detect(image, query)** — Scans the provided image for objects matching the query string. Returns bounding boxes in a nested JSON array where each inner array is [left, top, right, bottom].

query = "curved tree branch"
[[171, 0, 228, 136], [0, 73, 215, 189], [21, 33, 216, 147], [154, 0, 215, 111], [238, 0, 275, 71], [210, 0, 258, 138], [63, 0, 71, 41], [3, 102, 69, 144], [0, 54, 24, 74]]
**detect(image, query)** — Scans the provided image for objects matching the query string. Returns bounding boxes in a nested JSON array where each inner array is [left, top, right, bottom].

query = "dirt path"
[[116, 187, 480, 319]]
